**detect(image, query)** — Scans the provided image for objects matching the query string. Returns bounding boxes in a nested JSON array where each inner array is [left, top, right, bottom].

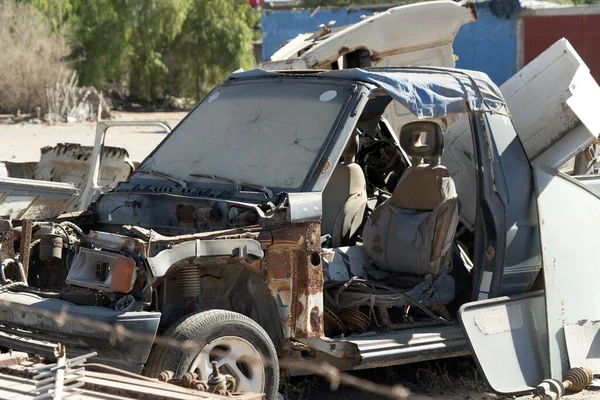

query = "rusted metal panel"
[[264, 222, 323, 339], [0, 219, 14, 260], [0, 362, 262, 399], [81, 371, 264, 400], [19, 219, 33, 279]]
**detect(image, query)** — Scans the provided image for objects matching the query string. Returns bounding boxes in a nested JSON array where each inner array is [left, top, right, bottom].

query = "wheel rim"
[[189, 336, 265, 393]]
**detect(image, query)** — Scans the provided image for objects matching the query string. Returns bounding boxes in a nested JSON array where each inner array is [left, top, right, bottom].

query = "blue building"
[[260, 0, 562, 85]]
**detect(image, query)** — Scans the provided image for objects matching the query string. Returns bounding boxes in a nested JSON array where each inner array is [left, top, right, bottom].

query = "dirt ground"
[[0, 111, 188, 163], [284, 357, 599, 400], [0, 113, 597, 400]]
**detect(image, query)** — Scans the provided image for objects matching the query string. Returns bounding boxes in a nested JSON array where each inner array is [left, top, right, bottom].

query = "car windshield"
[[135, 79, 353, 190]]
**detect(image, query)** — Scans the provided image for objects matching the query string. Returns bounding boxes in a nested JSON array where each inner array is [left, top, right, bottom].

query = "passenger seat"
[[322, 133, 367, 247], [362, 121, 459, 276]]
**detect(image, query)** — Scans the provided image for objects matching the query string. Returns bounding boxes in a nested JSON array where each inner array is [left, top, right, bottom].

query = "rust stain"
[[271, 226, 306, 247], [316, 158, 332, 175], [266, 251, 292, 280], [0, 220, 15, 262], [263, 222, 323, 339], [309, 306, 321, 333], [175, 204, 196, 223], [257, 231, 273, 247], [464, 1, 478, 21], [19, 220, 33, 279], [295, 299, 305, 324]]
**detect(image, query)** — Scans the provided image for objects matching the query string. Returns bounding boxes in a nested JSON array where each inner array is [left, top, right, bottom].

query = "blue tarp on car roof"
[[228, 67, 508, 119]]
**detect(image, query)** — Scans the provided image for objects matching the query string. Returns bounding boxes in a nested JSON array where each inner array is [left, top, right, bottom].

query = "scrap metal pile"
[[0, 345, 263, 399]]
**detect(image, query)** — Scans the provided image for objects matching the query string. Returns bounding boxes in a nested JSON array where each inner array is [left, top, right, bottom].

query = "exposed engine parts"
[[0, 218, 152, 312], [0, 221, 84, 289], [158, 361, 237, 396], [39, 229, 63, 265], [179, 265, 201, 312], [0, 258, 26, 285]]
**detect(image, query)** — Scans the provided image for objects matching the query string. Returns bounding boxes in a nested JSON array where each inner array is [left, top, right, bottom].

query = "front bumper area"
[[0, 291, 161, 373]]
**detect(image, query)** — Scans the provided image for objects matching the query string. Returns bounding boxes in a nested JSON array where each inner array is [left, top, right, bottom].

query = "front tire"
[[144, 310, 279, 399]]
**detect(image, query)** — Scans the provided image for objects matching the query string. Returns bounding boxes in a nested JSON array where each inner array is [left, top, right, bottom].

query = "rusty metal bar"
[[19, 220, 33, 279], [0, 220, 14, 261]]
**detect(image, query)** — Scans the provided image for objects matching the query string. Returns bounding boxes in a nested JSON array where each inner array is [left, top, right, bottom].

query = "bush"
[[0, 1, 71, 114]]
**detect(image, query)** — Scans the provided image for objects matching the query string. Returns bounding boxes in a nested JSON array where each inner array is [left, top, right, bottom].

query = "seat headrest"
[[400, 122, 443, 159], [340, 132, 359, 163]]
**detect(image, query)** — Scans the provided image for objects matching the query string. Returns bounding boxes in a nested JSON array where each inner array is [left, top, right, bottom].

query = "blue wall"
[[261, 3, 518, 85], [454, 4, 518, 85], [261, 8, 375, 62]]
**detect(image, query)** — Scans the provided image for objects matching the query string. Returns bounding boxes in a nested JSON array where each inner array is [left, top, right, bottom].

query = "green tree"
[[23, 0, 80, 31], [69, 0, 190, 102], [169, 0, 259, 100], [127, 0, 190, 101], [66, 0, 255, 102], [167, 0, 257, 100]]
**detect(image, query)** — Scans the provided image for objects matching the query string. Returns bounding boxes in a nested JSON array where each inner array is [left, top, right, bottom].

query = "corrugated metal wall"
[[524, 14, 600, 82]]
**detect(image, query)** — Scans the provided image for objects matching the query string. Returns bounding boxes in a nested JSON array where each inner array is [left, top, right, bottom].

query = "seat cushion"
[[363, 164, 458, 276], [363, 202, 435, 275], [390, 165, 449, 211]]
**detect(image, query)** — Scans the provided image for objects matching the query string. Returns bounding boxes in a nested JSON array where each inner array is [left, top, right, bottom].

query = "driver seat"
[[362, 121, 459, 276]]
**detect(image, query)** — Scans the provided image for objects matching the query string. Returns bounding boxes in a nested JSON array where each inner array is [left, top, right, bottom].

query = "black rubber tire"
[[144, 309, 279, 400]]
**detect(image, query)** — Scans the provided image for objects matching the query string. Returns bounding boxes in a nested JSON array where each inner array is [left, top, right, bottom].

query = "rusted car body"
[[0, 66, 597, 399]]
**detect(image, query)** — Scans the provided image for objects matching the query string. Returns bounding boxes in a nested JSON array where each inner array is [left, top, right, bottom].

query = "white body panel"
[[445, 39, 600, 229], [266, 0, 475, 70]]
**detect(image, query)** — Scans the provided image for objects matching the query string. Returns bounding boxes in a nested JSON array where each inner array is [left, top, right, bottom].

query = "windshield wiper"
[[135, 169, 188, 188], [189, 173, 273, 199]]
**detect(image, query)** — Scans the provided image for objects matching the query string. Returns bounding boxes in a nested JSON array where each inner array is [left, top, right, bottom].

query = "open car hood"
[[265, 0, 476, 70]]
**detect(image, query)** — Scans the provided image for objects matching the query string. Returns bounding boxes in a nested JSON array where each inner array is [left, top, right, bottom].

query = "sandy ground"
[[0, 113, 597, 400], [0, 111, 188, 163]]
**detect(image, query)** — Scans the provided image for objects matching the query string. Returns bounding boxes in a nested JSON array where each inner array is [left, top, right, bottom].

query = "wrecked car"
[[0, 65, 597, 399]]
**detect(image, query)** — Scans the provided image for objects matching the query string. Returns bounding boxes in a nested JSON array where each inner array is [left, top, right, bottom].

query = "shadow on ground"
[[282, 357, 497, 400]]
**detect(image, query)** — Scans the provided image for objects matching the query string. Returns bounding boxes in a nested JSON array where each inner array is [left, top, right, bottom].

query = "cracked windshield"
[[137, 80, 352, 190]]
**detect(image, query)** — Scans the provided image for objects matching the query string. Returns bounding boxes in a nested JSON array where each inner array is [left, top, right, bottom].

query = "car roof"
[[227, 67, 508, 119]]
